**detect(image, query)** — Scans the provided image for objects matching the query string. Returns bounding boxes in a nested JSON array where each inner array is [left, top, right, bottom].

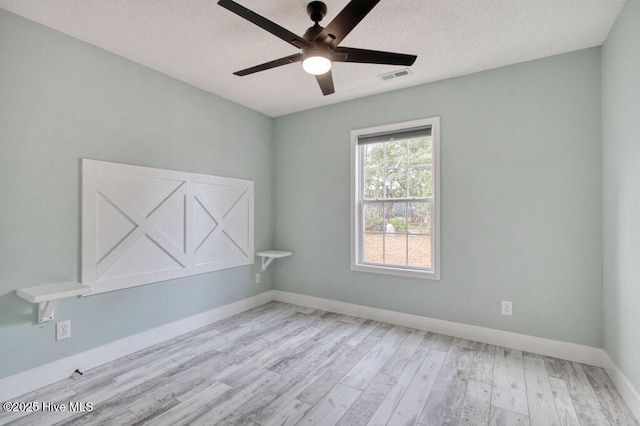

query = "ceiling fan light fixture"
[[302, 47, 332, 75], [302, 55, 331, 75]]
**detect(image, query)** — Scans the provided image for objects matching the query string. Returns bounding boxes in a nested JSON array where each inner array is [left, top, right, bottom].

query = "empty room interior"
[[0, 0, 639, 424]]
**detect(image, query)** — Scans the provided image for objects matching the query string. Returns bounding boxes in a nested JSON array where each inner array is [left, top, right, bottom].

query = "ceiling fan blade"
[[315, 0, 381, 47], [234, 53, 302, 76], [218, 0, 309, 49], [334, 47, 417, 66], [315, 70, 335, 96]]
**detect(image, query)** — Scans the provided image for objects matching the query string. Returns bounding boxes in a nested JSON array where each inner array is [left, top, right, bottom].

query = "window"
[[351, 117, 440, 279]]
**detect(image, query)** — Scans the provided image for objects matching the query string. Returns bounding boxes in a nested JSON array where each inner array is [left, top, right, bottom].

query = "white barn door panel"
[[82, 159, 254, 294]]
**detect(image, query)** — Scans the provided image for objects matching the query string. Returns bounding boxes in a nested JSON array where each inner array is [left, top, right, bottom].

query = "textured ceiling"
[[0, 0, 626, 117]]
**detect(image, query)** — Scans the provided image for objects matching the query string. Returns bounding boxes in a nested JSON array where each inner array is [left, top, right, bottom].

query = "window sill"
[[351, 263, 440, 280]]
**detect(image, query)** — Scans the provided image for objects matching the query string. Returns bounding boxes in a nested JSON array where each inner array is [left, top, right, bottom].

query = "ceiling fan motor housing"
[[303, 23, 325, 41], [302, 45, 332, 61]]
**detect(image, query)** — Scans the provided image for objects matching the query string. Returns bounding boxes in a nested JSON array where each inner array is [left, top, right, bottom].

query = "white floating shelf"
[[256, 250, 292, 271], [17, 282, 92, 323]]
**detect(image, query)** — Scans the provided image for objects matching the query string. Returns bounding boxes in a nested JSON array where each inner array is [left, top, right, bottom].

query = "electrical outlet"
[[56, 320, 71, 341], [501, 301, 513, 316], [255, 273, 261, 284]]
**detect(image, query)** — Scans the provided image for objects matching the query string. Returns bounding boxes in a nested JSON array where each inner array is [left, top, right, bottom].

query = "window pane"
[[363, 233, 384, 264], [386, 168, 407, 198], [409, 137, 432, 166], [385, 140, 408, 169], [364, 168, 384, 199], [363, 144, 385, 169], [407, 166, 432, 198], [386, 202, 406, 234], [364, 203, 385, 232], [407, 201, 432, 235], [384, 233, 407, 265], [408, 235, 432, 268]]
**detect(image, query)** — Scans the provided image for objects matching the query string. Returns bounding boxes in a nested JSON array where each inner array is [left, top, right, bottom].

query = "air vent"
[[378, 68, 412, 81]]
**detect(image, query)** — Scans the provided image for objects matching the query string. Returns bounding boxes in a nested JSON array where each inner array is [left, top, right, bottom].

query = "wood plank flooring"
[[1, 301, 637, 426]]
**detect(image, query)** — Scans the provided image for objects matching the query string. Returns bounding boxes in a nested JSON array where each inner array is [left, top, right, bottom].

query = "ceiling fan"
[[217, 0, 417, 96]]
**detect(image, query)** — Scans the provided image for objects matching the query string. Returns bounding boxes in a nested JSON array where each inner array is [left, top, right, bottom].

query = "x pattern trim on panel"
[[82, 159, 254, 293], [96, 179, 189, 279], [192, 186, 250, 258], [95, 178, 252, 281]]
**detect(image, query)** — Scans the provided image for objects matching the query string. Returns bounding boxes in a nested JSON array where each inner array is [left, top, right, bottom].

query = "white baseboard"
[[271, 290, 604, 366], [3, 287, 638, 423], [602, 352, 640, 421], [0, 291, 274, 402], [271, 291, 639, 421]]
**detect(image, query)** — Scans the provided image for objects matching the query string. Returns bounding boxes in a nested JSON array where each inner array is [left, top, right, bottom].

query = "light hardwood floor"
[[1, 301, 637, 425]]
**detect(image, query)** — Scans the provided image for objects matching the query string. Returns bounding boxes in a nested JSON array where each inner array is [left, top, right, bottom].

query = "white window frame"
[[350, 117, 440, 280]]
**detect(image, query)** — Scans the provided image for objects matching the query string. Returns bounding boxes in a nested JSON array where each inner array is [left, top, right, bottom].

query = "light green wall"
[[602, 0, 640, 392], [0, 9, 274, 378], [2, 2, 631, 383], [274, 48, 603, 347]]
